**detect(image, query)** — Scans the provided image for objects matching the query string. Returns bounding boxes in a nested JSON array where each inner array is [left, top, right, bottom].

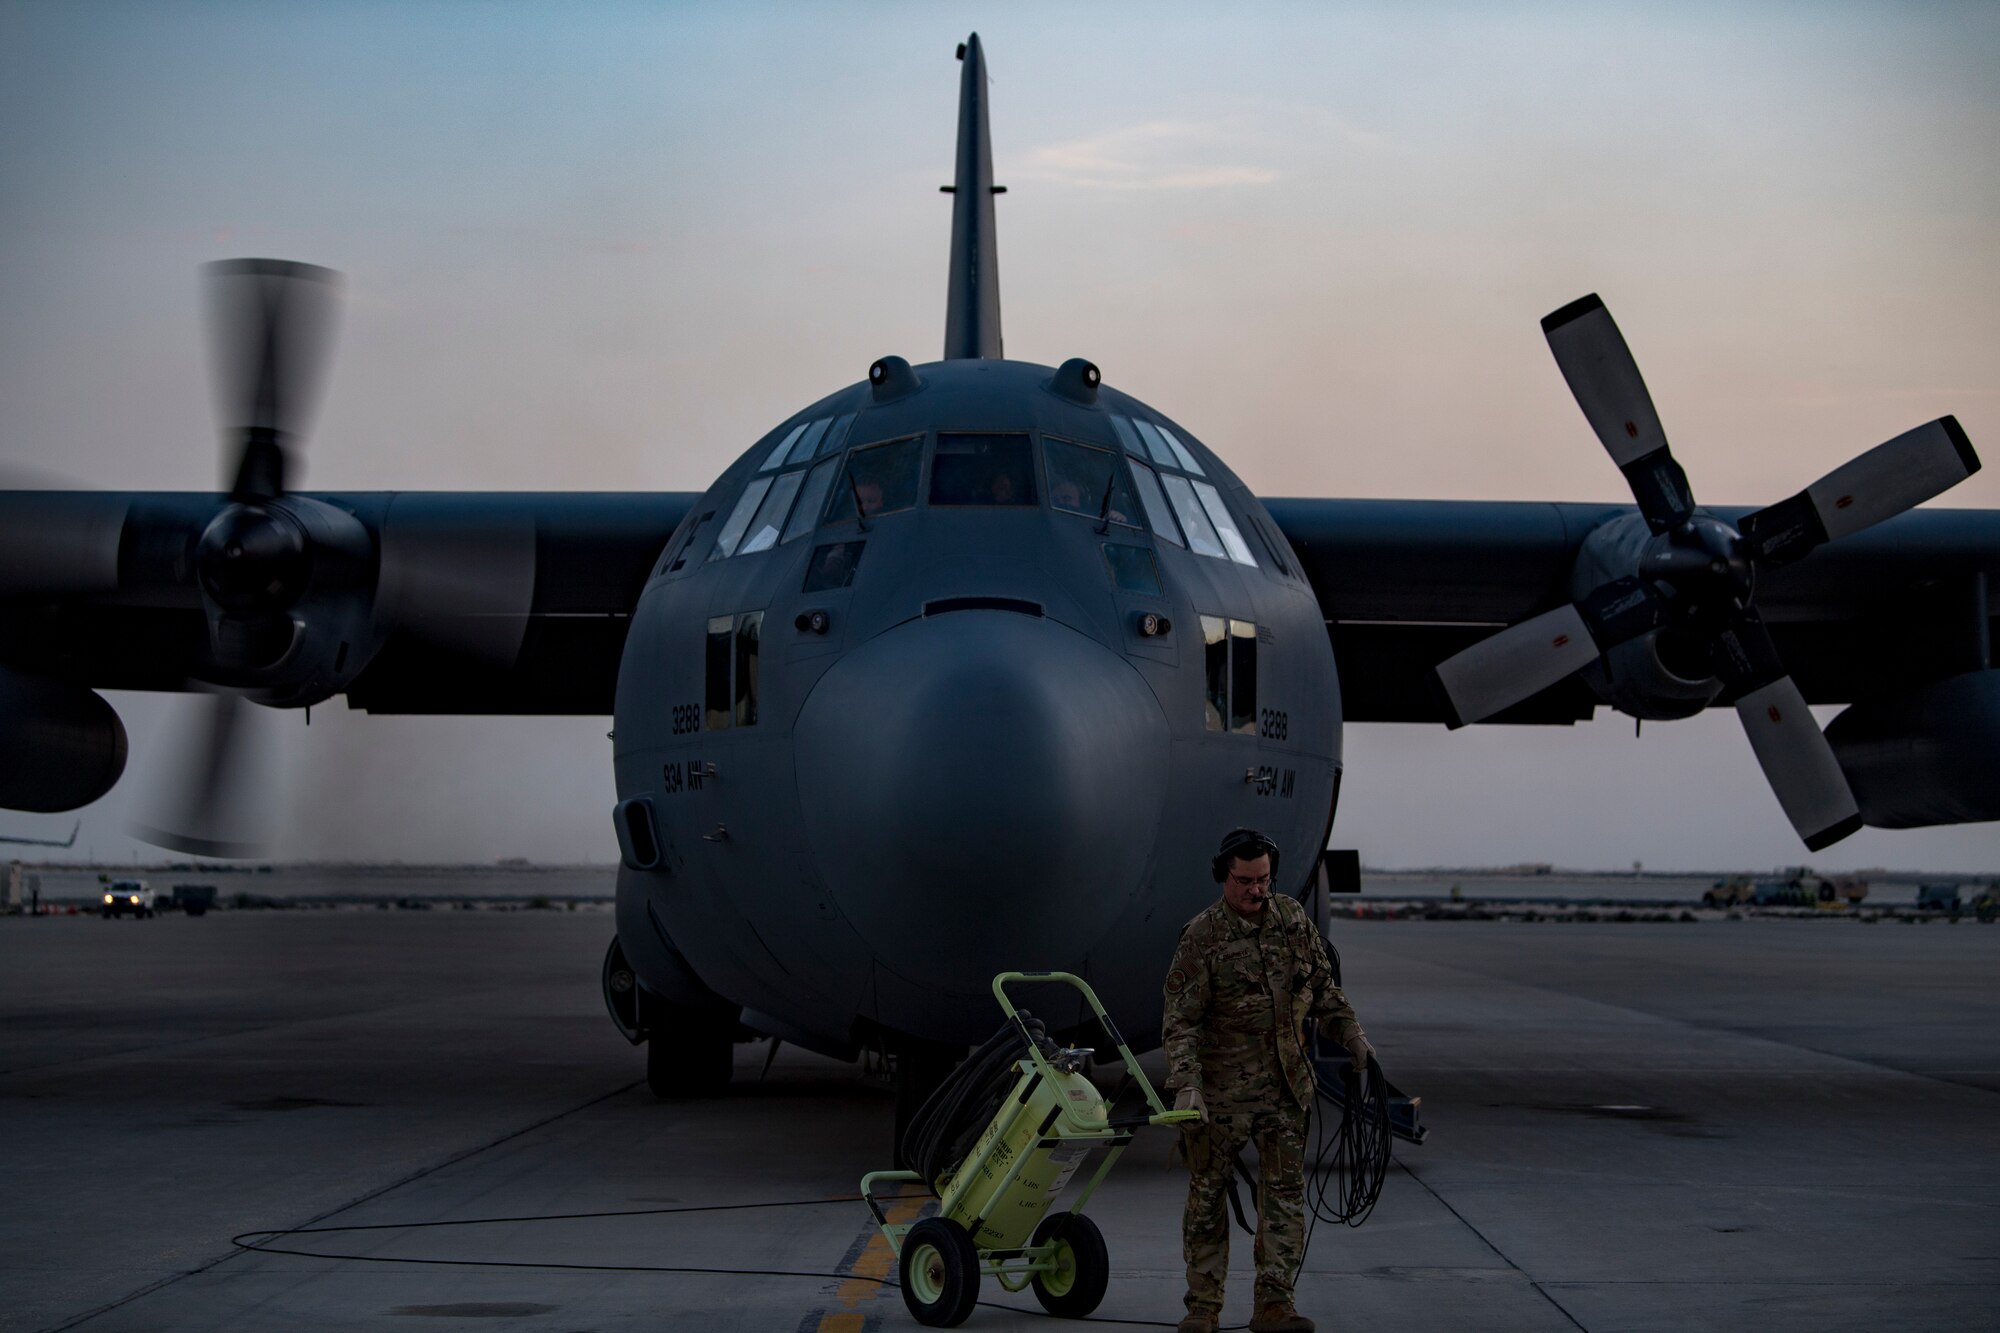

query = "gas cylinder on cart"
[[936, 1064, 1107, 1250]]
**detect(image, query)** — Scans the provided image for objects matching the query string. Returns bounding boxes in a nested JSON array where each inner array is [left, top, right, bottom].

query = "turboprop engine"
[[0, 668, 127, 812], [1433, 294, 1981, 850]]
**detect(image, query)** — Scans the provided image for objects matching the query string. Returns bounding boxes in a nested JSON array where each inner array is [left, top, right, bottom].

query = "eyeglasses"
[[1227, 874, 1273, 890]]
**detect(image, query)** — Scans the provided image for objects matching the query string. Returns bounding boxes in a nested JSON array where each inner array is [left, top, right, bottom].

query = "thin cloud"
[[1019, 120, 1279, 191]]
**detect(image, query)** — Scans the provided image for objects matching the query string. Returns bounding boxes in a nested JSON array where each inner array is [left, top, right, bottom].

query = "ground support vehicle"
[[101, 880, 155, 918]]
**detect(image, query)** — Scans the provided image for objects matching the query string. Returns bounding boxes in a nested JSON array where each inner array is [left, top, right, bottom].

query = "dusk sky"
[[2, 3, 1995, 870]]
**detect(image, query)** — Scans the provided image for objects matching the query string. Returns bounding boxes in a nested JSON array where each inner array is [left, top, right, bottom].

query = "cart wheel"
[[1030, 1212, 1108, 1317], [899, 1216, 980, 1327]]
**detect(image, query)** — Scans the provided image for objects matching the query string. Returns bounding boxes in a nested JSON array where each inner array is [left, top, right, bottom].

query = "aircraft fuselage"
[[611, 357, 1341, 1054]]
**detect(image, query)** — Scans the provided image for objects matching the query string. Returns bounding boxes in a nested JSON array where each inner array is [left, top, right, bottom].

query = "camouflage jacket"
[[1161, 892, 1359, 1110]]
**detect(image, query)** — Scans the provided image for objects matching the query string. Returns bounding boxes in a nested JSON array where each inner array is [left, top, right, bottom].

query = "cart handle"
[[990, 971, 1174, 1123]]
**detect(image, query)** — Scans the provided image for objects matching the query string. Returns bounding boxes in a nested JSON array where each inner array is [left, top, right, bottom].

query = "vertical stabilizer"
[[943, 35, 1003, 360]]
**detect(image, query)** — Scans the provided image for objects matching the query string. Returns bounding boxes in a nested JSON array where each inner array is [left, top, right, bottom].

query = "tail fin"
[[943, 34, 1003, 360]]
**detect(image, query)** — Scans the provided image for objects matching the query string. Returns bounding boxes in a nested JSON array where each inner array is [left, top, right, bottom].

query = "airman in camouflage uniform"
[[1162, 829, 1373, 1333]]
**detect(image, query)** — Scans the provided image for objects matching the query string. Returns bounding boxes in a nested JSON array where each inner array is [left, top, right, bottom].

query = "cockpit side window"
[[1200, 614, 1259, 734], [705, 610, 766, 729], [931, 433, 1036, 507], [1132, 419, 1180, 469], [1128, 461, 1183, 547], [1161, 474, 1227, 559], [1202, 615, 1228, 730], [734, 611, 763, 726], [1045, 437, 1138, 527], [784, 457, 840, 544], [1192, 480, 1257, 567], [759, 423, 808, 472], [1108, 414, 1262, 567], [738, 469, 804, 555], [1228, 618, 1257, 734], [1155, 424, 1206, 476], [705, 616, 734, 729], [708, 476, 774, 562], [829, 436, 923, 523]]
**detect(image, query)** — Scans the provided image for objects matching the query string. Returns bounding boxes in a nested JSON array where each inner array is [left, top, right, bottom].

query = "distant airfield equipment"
[[1704, 869, 1866, 910], [0, 35, 1995, 1129], [166, 883, 218, 917], [1915, 883, 1962, 913]]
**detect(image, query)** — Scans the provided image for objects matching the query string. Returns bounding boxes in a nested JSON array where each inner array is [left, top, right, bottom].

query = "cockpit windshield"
[[1045, 437, 1138, 527], [931, 433, 1036, 506], [833, 436, 923, 522]]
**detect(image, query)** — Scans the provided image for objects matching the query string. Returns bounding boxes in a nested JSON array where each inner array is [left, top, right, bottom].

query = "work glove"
[[1320, 1016, 1375, 1070], [1342, 1031, 1376, 1072], [1172, 1086, 1207, 1123]]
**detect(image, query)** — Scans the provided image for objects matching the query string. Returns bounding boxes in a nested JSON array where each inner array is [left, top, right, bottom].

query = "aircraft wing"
[[0, 491, 700, 715], [1265, 498, 2000, 725]]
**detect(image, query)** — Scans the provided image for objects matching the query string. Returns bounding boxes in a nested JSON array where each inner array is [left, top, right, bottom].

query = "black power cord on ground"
[[230, 1003, 1381, 1328], [230, 1194, 1255, 1330]]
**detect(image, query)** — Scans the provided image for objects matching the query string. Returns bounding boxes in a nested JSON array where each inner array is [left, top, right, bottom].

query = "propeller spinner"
[[1435, 294, 1981, 851]]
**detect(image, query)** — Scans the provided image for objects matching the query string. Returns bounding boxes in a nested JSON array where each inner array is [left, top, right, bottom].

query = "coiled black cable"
[[899, 1009, 1052, 1183], [1306, 1047, 1391, 1230], [1219, 1038, 1391, 1248]]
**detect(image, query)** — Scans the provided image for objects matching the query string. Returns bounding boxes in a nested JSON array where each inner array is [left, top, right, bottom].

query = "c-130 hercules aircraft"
[[1, 35, 1995, 1118]]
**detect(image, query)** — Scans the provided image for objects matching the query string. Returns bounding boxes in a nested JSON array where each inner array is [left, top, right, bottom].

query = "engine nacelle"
[[0, 669, 128, 812], [1826, 669, 2000, 828], [1570, 512, 1724, 720], [201, 494, 380, 708]]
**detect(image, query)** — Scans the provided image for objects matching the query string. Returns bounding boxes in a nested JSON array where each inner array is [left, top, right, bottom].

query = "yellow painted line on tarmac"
[[813, 1190, 927, 1332]]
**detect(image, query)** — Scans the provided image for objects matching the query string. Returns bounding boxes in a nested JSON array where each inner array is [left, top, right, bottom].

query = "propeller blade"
[[1543, 294, 1695, 533], [129, 691, 275, 858], [1739, 416, 1981, 566], [203, 259, 342, 503], [1436, 604, 1601, 728], [1705, 612, 1861, 850], [1435, 576, 1667, 727], [1733, 676, 1862, 851]]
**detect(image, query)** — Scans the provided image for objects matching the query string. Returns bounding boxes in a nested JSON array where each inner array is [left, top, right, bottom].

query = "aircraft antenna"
[[942, 34, 1004, 360]]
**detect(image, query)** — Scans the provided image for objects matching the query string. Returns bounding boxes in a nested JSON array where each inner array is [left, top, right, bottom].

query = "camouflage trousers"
[[1181, 1100, 1309, 1314]]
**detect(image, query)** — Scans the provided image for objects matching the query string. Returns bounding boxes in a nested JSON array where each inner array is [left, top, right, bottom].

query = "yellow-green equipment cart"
[[861, 970, 1198, 1327]]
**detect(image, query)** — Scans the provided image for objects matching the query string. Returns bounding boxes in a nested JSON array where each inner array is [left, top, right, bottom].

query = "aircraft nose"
[[794, 611, 1171, 993]]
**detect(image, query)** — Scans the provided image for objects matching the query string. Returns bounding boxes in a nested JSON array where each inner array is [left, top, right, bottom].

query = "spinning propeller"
[[1435, 294, 1980, 850], [137, 261, 347, 857], [197, 259, 344, 668]]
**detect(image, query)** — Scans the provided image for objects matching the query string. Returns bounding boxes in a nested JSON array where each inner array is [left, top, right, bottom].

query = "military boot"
[[1247, 1302, 1315, 1333], [1175, 1311, 1220, 1333]]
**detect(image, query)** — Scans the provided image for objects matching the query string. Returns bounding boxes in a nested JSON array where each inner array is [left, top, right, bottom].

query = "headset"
[[1211, 827, 1280, 884]]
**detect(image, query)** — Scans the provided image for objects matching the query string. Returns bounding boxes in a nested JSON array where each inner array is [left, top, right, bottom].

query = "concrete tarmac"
[[2, 908, 1997, 1331]]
